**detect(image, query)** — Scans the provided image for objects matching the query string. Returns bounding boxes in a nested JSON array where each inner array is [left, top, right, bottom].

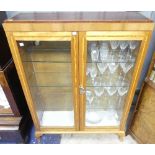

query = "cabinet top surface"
[[5, 12, 152, 23]]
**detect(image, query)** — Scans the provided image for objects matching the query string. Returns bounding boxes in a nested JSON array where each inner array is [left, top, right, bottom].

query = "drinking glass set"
[[85, 41, 139, 124]]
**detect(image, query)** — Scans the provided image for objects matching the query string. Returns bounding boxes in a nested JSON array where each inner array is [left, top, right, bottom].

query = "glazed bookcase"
[[3, 12, 154, 139]]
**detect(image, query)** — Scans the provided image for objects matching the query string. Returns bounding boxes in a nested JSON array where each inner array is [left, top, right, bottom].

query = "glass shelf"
[[30, 85, 72, 88], [87, 61, 135, 63], [86, 85, 129, 88], [20, 41, 71, 63], [23, 60, 72, 63]]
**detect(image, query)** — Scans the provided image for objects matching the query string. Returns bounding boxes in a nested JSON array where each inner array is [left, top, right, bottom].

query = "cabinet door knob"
[[79, 86, 85, 94]]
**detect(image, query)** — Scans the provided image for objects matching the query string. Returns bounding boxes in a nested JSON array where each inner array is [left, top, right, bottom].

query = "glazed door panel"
[[9, 32, 79, 130], [79, 31, 149, 130]]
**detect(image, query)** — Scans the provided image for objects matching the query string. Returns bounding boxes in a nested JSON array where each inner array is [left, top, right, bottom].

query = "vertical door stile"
[[78, 32, 87, 130], [71, 32, 80, 130]]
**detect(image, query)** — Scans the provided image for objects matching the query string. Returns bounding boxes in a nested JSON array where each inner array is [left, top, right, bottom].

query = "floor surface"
[[27, 126, 61, 144], [60, 134, 137, 144]]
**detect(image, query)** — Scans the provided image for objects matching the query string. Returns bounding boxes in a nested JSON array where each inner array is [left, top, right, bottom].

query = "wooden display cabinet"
[[3, 12, 154, 139]]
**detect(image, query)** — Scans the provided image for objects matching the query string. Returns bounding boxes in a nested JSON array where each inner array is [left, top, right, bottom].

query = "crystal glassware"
[[129, 41, 139, 50], [93, 77, 104, 97], [110, 41, 119, 50], [97, 62, 108, 74], [94, 87, 104, 97], [99, 42, 109, 62], [105, 86, 117, 96], [86, 111, 102, 124], [105, 78, 117, 96], [107, 52, 119, 74], [86, 90, 94, 105], [86, 63, 91, 76], [120, 62, 134, 74], [120, 41, 128, 50], [126, 49, 136, 62], [118, 81, 129, 96], [90, 46, 99, 62], [108, 62, 119, 74], [90, 63, 98, 82]]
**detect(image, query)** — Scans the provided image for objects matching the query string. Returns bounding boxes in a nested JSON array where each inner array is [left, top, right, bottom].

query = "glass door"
[[14, 32, 79, 129], [79, 31, 146, 129]]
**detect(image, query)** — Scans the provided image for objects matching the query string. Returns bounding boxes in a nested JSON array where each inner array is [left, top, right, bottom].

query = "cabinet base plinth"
[[35, 132, 43, 142], [35, 130, 125, 141]]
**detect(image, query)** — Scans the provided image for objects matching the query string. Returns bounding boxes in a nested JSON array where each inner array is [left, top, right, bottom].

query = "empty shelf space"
[[41, 111, 74, 127]]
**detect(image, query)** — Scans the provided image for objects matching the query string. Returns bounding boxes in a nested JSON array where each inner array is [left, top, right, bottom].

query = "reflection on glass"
[[18, 41, 74, 127], [86, 40, 141, 127]]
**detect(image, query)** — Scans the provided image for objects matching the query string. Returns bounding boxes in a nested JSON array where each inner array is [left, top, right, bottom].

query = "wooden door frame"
[[5, 31, 80, 134], [79, 31, 152, 133]]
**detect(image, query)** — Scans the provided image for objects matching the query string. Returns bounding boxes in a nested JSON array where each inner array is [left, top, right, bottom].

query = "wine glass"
[[118, 53, 126, 62], [90, 63, 98, 82], [108, 62, 119, 74], [97, 62, 107, 74], [120, 41, 128, 50], [86, 63, 91, 76], [107, 52, 119, 74], [129, 41, 139, 50], [99, 42, 109, 49], [93, 77, 104, 97], [105, 86, 117, 96], [118, 81, 129, 96], [86, 90, 94, 105], [110, 41, 119, 50], [105, 78, 117, 96], [94, 87, 104, 97], [120, 62, 134, 74], [89, 42, 97, 49], [125, 48, 136, 63], [90, 46, 99, 62], [99, 42, 109, 62]]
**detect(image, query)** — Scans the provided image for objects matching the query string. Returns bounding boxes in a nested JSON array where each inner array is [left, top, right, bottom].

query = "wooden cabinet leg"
[[118, 135, 124, 141], [35, 132, 42, 143], [118, 132, 125, 142]]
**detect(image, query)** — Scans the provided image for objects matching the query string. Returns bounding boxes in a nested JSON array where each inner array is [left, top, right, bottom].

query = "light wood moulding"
[[3, 23, 154, 32]]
